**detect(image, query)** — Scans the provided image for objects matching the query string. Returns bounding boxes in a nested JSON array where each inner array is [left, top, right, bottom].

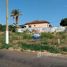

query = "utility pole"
[[6, 0, 9, 44]]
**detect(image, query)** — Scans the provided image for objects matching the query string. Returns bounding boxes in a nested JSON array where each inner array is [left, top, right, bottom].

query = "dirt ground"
[[0, 49, 67, 67]]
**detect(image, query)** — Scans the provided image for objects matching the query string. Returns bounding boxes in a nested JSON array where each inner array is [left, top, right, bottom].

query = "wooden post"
[[58, 38, 60, 45]]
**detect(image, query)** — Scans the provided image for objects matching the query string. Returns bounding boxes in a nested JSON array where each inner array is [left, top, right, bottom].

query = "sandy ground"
[[0, 49, 67, 67]]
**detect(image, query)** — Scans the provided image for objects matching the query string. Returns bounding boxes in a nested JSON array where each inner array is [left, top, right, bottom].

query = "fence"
[[17, 26, 66, 33]]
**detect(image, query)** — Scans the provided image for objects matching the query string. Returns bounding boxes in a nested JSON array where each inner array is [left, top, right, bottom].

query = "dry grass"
[[0, 32, 67, 53]]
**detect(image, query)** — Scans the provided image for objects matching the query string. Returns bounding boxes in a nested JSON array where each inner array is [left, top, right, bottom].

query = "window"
[[34, 25, 36, 27], [29, 25, 31, 28]]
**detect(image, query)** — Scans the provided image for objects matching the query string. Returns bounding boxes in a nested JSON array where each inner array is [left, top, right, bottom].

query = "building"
[[17, 21, 65, 33], [25, 20, 52, 32], [25, 20, 51, 28]]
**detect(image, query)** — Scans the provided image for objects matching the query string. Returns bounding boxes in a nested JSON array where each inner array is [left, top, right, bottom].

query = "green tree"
[[9, 25, 15, 32], [2, 25, 6, 32], [0, 24, 2, 31], [60, 18, 67, 26], [11, 9, 22, 31]]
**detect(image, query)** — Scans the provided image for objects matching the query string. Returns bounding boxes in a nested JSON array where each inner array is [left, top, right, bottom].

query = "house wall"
[[17, 26, 65, 33], [26, 23, 49, 28]]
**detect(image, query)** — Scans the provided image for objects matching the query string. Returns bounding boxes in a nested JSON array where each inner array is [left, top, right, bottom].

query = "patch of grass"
[[22, 33, 32, 39], [0, 44, 12, 49], [0, 32, 67, 53], [44, 45, 61, 53], [41, 32, 54, 39], [20, 43, 61, 53], [61, 47, 67, 52]]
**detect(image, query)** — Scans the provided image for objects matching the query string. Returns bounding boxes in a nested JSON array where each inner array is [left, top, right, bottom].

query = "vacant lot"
[[0, 32, 67, 53]]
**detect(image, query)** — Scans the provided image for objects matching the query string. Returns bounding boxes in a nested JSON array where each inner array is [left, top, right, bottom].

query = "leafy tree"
[[2, 25, 6, 32], [9, 25, 15, 32], [60, 18, 67, 26], [0, 24, 2, 31], [11, 9, 22, 30]]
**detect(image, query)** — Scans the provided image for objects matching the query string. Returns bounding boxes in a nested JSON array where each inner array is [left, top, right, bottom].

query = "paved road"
[[0, 50, 67, 67]]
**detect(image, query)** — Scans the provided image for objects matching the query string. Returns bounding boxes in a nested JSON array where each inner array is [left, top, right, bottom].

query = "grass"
[[0, 32, 67, 53], [19, 43, 61, 53], [0, 44, 12, 49], [61, 47, 67, 52]]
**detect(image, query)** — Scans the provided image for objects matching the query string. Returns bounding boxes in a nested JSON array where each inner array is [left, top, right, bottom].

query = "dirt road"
[[0, 49, 67, 67]]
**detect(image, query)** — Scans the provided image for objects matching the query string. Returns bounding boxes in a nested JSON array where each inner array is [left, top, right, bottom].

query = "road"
[[0, 49, 67, 67]]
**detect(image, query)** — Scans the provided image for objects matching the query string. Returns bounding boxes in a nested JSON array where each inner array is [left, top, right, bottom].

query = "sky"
[[0, 0, 67, 26]]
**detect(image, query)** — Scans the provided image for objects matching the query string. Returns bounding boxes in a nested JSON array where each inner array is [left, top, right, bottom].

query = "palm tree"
[[11, 9, 22, 31]]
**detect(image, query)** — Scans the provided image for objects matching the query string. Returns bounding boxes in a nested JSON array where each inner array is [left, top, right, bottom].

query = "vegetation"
[[60, 18, 67, 26], [41, 32, 54, 39], [0, 24, 15, 32], [0, 24, 2, 31], [20, 43, 61, 53], [9, 25, 15, 32], [0, 44, 12, 49], [11, 9, 22, 30], [0, 32, 67, 54]]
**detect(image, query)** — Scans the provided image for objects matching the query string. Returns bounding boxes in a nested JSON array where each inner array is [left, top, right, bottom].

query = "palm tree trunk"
[[16, 16, 19, 31]]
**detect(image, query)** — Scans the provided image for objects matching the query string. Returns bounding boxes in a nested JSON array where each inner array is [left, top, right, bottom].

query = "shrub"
[[20, 43, 61, 53], [45, 45, 61, 53], [0, 44, 12, 49], [61, 47, 67, 52], [20, 43, 41, 50], [41, 40, 48, 44], [22, 33, 32, 39], [57, 32, 66, 39], [41, 32, 54, 39]]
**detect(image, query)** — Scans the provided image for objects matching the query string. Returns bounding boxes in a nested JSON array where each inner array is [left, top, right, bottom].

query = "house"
[[17, 20, 52, 33], [25, 20, 51, 28], [25, 20, 52, 32], [17, 21, 65, 33]]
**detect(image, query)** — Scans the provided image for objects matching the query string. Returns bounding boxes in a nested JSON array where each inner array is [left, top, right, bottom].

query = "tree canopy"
[[11, 9, 22, 29], [0, 24, 2, 31], [60, 18, 67, 26]]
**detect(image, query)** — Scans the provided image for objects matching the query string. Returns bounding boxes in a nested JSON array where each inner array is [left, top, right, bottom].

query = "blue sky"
[[0, 0, 67, 26]]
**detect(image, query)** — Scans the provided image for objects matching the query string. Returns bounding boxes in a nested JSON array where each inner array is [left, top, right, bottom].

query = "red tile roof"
[[25, 20, 49, 25]]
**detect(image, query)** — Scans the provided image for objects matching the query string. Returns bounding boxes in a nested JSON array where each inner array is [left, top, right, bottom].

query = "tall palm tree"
[[11, 9, 22, 31]]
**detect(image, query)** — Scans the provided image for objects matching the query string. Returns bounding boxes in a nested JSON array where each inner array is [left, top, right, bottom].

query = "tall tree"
[[60, 18, 67, 26], [11, 9, 22, 31]]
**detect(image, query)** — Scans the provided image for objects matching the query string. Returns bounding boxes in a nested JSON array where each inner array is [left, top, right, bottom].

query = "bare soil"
[[0, 49, 67, 67]]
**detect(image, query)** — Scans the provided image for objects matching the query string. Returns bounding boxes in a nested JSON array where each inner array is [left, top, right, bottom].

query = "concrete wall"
[[17, 27, 65, 33]]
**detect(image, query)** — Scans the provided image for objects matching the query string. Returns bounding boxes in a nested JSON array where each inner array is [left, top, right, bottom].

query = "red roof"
[[25, 20, 49, 25]]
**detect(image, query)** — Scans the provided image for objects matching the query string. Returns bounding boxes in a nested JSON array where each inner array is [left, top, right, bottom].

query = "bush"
[[0, 44, 12, 49], [9, 25, 15, 32], [61, 47, 67, 52], [20, 43, 41, 51], [44, 45, 61, 53], [41, 32, 54, 39], [20, 43, 61, 53], [41, 40, 48, 44], [22, 33, 32, 39]]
